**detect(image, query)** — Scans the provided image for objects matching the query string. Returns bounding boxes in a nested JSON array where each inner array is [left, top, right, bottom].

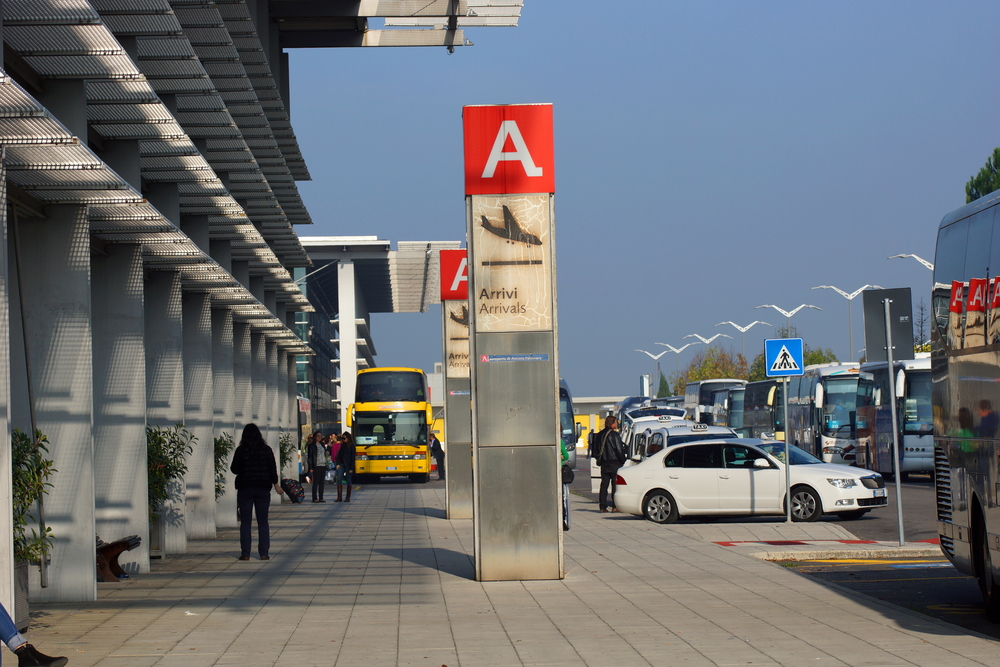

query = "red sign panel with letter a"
[[440, 248, 468, 301], [463, 104, 554, 195]]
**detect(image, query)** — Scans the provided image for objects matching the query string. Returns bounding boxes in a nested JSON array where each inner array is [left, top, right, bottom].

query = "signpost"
[[765, 338, 804, 523], [464, 103, 561, 581], [439, 249, 473, 519]]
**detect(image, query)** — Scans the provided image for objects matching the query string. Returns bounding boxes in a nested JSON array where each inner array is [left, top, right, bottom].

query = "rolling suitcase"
[[281, 478, 305, 504]]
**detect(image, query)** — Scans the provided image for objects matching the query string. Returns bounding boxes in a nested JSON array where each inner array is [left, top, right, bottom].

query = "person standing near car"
[[592, 415, 627, 513]]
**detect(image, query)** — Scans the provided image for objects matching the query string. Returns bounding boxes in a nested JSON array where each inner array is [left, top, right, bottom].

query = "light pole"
[[635, 349, 668, 394], [888, 254, 934, 271], [654, 341, 703, 377], [755, 304, 821, 334], [811, 284, 883, 363], [715, 321, 772, 360]]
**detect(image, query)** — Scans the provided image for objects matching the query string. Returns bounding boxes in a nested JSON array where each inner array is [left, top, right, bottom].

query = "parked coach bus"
[[708, 386, 746, 435], [684, 379, 746, 424], [854, 356, 933, 480], [742, 379, 784, 440], [346, 367, 433, 482], [785, 363, 862, 463], [932, 190, 1000, 617]]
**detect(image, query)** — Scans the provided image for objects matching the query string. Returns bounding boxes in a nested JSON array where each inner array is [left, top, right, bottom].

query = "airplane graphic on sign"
[[764, 338, 804, 378]]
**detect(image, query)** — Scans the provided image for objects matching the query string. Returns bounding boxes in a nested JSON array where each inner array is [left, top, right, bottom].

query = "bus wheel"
[[789, 486, 822, 522], [974, 515, 1000, 621], [408, 474, 430, 483]]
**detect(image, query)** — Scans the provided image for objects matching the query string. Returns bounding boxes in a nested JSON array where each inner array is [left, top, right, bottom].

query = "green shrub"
[[147, 424, 194, 520], [214, 432, 235, 500], [11, 429, 55, 564], [278, 430, 295, 472]]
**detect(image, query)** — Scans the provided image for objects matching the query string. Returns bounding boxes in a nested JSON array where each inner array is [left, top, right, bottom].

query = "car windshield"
[[756, 442, 823, 465], [666, 433, 738, 447], [628, 407, 686, 419]]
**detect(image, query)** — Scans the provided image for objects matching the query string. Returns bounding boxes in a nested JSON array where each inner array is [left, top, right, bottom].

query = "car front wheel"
[[789, 486, 822, 522], [643, 490, 679, 524]]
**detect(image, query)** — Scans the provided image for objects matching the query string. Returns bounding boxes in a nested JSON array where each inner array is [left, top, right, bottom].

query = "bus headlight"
[[413, 454, 426, 460], [827, 478, 857, 489], [822, 446, 844, 455], [357, 455, 369, 461]]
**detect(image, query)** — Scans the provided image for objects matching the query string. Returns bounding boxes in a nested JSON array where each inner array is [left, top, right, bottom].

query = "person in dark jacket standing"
[[591, 415, 627, 513], [335, 431, 357, 503], [429, 433, 445, 480], [230, 423, 284, 560], [307, 430, 328, 503]]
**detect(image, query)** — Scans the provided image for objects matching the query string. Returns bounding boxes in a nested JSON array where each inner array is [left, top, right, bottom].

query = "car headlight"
[[827, 478, 857, 489]]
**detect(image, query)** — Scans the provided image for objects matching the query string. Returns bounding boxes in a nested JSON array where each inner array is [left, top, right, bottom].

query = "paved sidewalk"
[[20, 486, 999, 667]]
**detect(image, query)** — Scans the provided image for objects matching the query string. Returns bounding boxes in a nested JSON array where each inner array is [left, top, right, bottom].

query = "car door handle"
[[668, 474, 680, 479], [719, 475, 730, 479]]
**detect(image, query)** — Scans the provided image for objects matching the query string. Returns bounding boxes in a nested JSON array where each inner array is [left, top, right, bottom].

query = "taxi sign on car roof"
[[657, 415, 678, 422], [691, 423, 709, 431]]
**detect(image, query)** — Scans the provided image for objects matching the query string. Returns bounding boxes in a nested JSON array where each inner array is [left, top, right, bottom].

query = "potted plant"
[[146, 425, 194, 557], [213, 432, 235, 501], [11, 428, 55, 629]]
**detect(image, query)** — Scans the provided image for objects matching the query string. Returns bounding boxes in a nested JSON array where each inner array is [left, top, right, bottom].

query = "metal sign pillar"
[[464, 104, 562, 581], [439, 249, 473, 519]]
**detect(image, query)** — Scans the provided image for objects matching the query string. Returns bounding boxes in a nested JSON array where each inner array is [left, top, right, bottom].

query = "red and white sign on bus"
[[439, 248, 468, 301], [463, 104, 554, 195]]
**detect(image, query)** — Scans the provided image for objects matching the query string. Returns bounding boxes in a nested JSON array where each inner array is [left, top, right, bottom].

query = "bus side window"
[[788, 377, 800, 405]]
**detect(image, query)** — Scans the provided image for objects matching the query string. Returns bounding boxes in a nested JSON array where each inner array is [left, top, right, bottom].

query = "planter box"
[[148, 510, 166, 559], [14, 561, 28, 631]]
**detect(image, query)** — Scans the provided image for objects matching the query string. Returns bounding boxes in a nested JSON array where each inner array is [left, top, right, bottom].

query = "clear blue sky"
[[288, 2, 1000, 397]]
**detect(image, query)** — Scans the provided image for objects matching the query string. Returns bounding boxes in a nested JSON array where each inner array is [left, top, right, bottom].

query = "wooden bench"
[[96, 535, 141, 582]]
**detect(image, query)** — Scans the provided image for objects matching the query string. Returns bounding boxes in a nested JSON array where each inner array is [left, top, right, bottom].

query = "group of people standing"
[[305, 431, 356, 503]]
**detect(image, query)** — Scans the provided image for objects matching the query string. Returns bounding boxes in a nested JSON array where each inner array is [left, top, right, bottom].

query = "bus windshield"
[[353, 411, 427, 445], [356, 371, 426, 402], [822, 377, 859, 438], [903, 370, 933, 435]]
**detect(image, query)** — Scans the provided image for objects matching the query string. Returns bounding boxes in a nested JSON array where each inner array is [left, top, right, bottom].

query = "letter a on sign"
[[464, 104, 555, 195], [439, 248, 469, 301]]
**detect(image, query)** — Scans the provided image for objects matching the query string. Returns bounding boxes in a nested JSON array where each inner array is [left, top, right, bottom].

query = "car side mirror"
[[753, 458, 771, 468]]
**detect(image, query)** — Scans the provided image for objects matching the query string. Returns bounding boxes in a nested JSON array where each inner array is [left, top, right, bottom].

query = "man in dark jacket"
[[592, 415, 627, 512]]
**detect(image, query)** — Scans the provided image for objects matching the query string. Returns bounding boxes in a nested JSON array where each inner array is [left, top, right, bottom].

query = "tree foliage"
[[213, 432, 235, 501], [656, 372, 672, 398], [671, 346, 748, 391], [966, 148, 1000, 203], [278, 430, 295, 472], [11, 429, 55, 563], [147, 424, 194, 520]]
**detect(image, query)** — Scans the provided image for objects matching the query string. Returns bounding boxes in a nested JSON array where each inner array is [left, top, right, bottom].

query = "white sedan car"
[[614, 438, 887, 523]]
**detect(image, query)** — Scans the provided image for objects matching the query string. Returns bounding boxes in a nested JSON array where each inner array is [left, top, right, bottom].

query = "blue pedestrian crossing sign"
[[764, 338, 804, 377]]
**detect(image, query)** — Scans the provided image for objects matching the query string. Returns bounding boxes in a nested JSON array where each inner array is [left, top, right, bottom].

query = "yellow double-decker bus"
[[346, 367, 433, 482]]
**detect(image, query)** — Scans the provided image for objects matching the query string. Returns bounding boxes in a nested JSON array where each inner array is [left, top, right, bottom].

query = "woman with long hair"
[[229, 423, 284, 560]]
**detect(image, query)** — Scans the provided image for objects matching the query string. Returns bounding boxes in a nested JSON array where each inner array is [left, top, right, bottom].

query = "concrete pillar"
[[210, 240, 231, 273], [10, 205, 95, 602], [249, 275, 265, 303], [338, 261, 358, 427], [180, 215, 210, 254], [266, 340, 278, 453], [231, 261, 250, 290], [233, 321, 252, 434], [264, 290, 276, 317], [145, 182, 180, 227], [212, 308, 237, 528], [276, 348, 287, 438], [0, 175, 14, 614], [145, 270, 186, 555], [98, 140, 141, 191], [92, 245, 149, 573], [251, 331, 266, 437], [182, 292, 215, 539], [35, 80, 87, 139]]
